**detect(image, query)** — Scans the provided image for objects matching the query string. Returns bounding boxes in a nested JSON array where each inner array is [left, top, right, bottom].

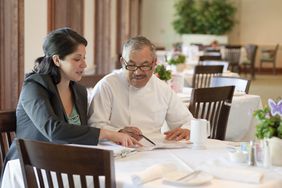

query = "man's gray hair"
[[122, 36, 156, 60]]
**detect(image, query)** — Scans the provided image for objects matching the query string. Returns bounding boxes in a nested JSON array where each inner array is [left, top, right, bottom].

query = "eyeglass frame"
[[121, 57, 155, 71]]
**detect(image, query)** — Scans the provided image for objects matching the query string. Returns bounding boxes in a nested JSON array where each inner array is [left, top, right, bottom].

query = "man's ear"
[[52, 55, 60, 67]]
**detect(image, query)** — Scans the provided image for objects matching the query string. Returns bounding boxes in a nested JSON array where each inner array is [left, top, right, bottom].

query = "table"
[[2, 138, 282, 188], [177, 88, 262, 142]]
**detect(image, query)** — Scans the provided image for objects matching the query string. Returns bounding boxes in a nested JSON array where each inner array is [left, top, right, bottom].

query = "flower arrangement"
[[154, 64, 172, 81], [254, 98, 282, 139], [167, 54, 186, 65]]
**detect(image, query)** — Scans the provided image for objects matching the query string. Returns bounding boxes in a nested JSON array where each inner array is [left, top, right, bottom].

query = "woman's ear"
[[52, 55, 60, 67]]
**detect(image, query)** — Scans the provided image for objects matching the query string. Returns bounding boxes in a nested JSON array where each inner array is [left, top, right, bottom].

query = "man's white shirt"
[[88, 69, 193, 135]]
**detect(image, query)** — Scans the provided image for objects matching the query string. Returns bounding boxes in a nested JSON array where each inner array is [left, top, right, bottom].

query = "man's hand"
[[164, 128, 190, 141], [119, 126, 143, 141]]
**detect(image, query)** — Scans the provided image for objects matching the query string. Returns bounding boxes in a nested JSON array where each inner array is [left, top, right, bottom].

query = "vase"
[[268, 137, 282, 166]]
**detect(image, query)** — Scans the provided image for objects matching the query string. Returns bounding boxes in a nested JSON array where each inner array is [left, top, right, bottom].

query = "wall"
[[141, 0, 282, 68], [24, 0, 96, 74], [141, 0, 181, 49], [24, 0, 47, 73]]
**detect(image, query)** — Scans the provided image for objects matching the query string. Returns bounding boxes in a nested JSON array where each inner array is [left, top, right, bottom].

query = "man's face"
[[121, 47, 156, 88]]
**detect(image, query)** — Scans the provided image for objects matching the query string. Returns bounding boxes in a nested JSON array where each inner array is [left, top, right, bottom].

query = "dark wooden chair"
[[239, 44, 258, 79], [0, 110, 16, 172], [192, 65, 224, 88], [199, 55, 222, 62], [210, 76, 251, 94], [16, 139, 116, 188], [259, 44, 279, 74], [78, 74, 105, 88], [223, 45, 241, 73], [188, 86, 235, 140]]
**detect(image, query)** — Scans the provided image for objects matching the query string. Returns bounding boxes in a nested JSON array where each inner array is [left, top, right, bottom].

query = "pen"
[[141, 134, 156, 146], [126, 131, 156, 146]]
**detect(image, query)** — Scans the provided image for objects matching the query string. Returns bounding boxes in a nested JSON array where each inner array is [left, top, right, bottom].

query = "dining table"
[[2, 135, 282, 188]]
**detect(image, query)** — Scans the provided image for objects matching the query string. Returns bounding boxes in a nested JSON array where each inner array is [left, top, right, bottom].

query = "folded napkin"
[[131, 163, 177, 185], [198, 165, 263, 184]]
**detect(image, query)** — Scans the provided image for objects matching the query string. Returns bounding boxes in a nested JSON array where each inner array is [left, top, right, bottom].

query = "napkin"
[[131, 163, 177, 185], [198, 164, 263, 184]]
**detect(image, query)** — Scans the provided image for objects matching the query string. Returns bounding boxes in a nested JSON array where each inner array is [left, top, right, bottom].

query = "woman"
[[4, 27, 140, 166]]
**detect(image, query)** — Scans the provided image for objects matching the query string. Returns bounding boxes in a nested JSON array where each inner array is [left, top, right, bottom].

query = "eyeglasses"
[[122, 57, 153, 71]]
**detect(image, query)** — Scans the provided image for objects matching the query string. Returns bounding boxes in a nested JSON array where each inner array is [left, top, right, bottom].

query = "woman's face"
[[57, 44, 87, 82]]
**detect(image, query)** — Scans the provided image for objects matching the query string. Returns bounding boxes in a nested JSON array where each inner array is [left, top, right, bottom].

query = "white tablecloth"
[[182, 69, 239, 87], [177, 88, 262, 142], [2, 139, 282, 188]]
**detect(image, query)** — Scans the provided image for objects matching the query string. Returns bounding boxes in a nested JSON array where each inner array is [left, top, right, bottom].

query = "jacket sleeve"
[[19, 81, 100, 145]]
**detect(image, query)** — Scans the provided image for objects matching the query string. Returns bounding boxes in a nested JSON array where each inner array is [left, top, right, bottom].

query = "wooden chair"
[[78, 74, 105, 88], [239, 44, 258, 79], [199, 55, 222, 62], [16, 139, 116, 188], [0, 110, 16, 172], [188, 86, 235, 140], [210, 76, 251, 94], [259, 44, 279, 74], [223, 45, 241, 73], [192, 65, 224, 88]]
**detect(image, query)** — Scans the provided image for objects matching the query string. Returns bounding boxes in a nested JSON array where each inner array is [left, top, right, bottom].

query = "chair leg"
[[273, 62, 276, 75]]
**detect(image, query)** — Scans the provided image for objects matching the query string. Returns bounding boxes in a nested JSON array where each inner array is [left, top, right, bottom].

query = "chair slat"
[[192, 65, 224, 88]]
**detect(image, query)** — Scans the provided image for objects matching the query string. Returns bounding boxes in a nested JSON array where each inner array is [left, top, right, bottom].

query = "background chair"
[[239, 44, 258, 79], [199, 55, 222, 62], [223, 45, 241, 72], [259, 44, 279, 74], [16, 139, 116, 188], [210, 76, 251, 94], [78, 74, 105, 88], [188, 86, 235, 140], [192, 65, 224, 88], [0, 110, 16, 172]]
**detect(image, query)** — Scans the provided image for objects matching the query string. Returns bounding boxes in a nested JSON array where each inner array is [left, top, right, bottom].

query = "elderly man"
[[88, 36, 193, 142]]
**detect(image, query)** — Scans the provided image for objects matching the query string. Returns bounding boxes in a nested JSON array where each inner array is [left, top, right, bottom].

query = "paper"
[[137, 140, 192, 151], [69, 141, 137, 159]]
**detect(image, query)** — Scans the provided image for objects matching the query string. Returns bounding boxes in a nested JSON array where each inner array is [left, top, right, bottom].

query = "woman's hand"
[[100, 129, 142, 147], [164, 128, 190, 141]]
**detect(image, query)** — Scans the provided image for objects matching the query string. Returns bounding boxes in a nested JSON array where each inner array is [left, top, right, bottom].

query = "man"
[[88, 36, 193, 142]]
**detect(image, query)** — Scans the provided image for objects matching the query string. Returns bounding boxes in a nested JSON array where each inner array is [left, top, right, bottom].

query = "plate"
[[162, 171, 213, 186]]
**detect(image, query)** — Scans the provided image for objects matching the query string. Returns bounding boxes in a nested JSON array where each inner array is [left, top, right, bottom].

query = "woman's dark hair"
[[27, 27, 88, 84]]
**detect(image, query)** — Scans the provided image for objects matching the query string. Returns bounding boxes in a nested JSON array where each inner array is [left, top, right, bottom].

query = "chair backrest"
[[199, 55, 222, 62], [210, 76, 251, 94], [78, 74, 105, 88], [188, 86, 235, 140], [16, 139, 116, 188], [223, 45, 241, 64], [192, 65, 224, 88], [261, 44, 279, 61], [0, 110, 16, 171], [245, 44, 258, 67]]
